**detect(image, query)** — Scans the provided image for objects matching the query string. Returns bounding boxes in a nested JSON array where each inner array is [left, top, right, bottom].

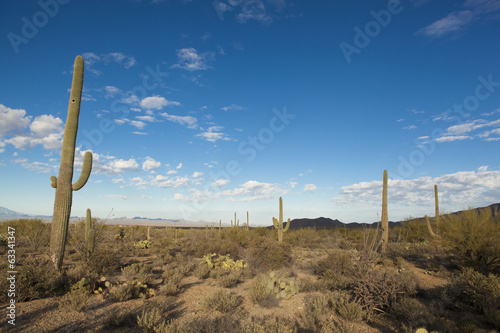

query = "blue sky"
[[1, 0, 500, 225]]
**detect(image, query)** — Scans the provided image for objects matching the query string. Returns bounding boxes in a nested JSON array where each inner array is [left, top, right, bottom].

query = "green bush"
[[441, 208, 500, 274], [315, 249, 354, 290]]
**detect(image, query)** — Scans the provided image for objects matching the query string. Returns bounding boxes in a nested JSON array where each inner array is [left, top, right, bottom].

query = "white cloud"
[[112, 178, 125, 184], [160, 112, 198, 129], [156, 176, 190, 188], [196, 126, 230, 142], [13, 158, 55, 173], [303, 184, 318, 192], [176, 163, 183, 170], [416, 10, 475, 37], [237, 0, 273, 24], [288, 181, 297, 188], [82, 52, 136, 76], [211, 179, 230, 188], [104, 86, 121, 98], [104, 194, 129, 200], [110, 158, 140, 173], [333, 167, 500, 209], [192, 171, 203, 178], [403, 125, 417, 130], [133, 131, 147, 135], [129, 120, 146, 129], [142, 157, 161, 172], [434, 135, 471, 143], [221, 104, 247, 111], [167, 170, 178, 175], [0, 105, 31, 137], [140, 96, 180, 110], [30, 115, 63, 138], [222, 180, 286, 202], [136, 115, 157, 122], [171, 48, 214, 71]]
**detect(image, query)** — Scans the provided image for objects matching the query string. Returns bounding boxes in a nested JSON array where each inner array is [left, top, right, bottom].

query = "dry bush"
[[216, 269, 244, 288], [441, 208, 500, 274], [444, 267, 500, 326], [244, 237, 292, 273], [248, 274, 267, 304], [302, 291, 364, 331], [287, 228, 321, 248], [240, 315, 297, 333], [59, 288, 91, 312], [103, 308, 137, 329], [315, 249, 354, 290], [351, 266, 417, 321], [121, 262, 156, 284], [204, 289, 243, 313]]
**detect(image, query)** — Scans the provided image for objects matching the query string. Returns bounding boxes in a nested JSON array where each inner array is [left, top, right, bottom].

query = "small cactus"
[[272, 197, 290, 243], [264, 272, 298, 300]]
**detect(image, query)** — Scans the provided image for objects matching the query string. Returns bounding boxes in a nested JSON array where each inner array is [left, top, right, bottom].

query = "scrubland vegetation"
[[1, 207, 499, 332]]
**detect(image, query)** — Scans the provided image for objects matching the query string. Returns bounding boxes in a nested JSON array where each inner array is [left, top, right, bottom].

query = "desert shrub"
[[287, 228, 321, 248], [320, 317, 357, 333], [161, 269, 184, 296], [398, 217, 433, 243], [109, 283, 142, 302], [137, 307, 166, 333], [248, 274, 267, 304], [103, 308, 136, 328], [11, 257, 67, 302], [83, 249, 119, 276], [315, 249, 354, 290], [297, 276, 328, 292], [441, 207, 500, 274], [244, 237, 292, 273], [216, 269, 243, 288], [351, 266, 417, 321], [122, 263, 156, 284], [59, 288, 91, 312], [204, 289, 242, 313], [302, 291, 364, 331], [444, 267, 500, 326], [194, 262, 211, 279], [240, 315, 297, 333], [390, 296, 435, 329], [164, 315, 239, 333]]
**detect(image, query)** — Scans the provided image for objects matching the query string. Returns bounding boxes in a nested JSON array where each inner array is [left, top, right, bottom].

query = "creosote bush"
[[204, 289, 243, 313], [441, 208, 500, 274], [244, 237, 292, 273]]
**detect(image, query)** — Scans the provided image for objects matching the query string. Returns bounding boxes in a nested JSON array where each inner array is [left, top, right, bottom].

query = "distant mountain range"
[[1, 203, 499, 228]]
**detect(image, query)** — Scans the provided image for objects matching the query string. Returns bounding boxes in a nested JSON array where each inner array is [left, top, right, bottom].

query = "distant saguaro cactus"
[[87, 208, 95, 256], [246, 211, 249, 231], [434, 184, 439, 235], [50, 56, 93, 271], [272, 197, 290, 243], [381, 170, 389, 253], [425, 215, 436, 238]]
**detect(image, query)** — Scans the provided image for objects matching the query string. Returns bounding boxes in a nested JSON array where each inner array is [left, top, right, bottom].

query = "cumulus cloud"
[[333, 167, 500, 210], [1, 106, 64, 150], [0, 105, 31, 137], [192, 171, 203, 178], [212, 179, 230, 188], [104, 86, 121, 98], [171, 48, 214, 71], [222, 180, 286, 202], [142, 157, 161, 172], [140, 96, 180, 110], [196, 126, 230, 142], [160, 112, 198, 129], [303, 184, 318, 192]]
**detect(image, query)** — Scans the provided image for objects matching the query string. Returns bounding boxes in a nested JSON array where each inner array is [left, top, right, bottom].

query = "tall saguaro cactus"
[[50, 56, 93, 271], [434, 184, 439, 235], [272, 197, 290, 243], [85, 208, 92, 240], [381, 170, 389, 253]]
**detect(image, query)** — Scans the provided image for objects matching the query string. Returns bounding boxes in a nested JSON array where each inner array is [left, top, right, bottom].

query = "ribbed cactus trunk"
[[425, 215, 436, 238], [246, 211, 249, 231], [381, 170, 389, 254], [85, 208, 92, 241], [50, 56, 93, 271], [434, 184, 439, 235], [272, 197, 290, 243]]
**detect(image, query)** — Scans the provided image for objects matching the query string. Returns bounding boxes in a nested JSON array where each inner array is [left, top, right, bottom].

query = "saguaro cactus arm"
[[425, 215, 436, 238], [283, 218, 291, 232], [272, 217, 279, 229], [73, 151, 93, 191], [50, 176, 57, 188]]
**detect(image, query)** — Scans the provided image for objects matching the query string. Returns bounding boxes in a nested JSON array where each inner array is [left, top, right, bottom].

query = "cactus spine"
[[381, 170, 389, 253], [272, 197, 290, 243], [434, 184, 439, 235], [50, 56, 93, 271]]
